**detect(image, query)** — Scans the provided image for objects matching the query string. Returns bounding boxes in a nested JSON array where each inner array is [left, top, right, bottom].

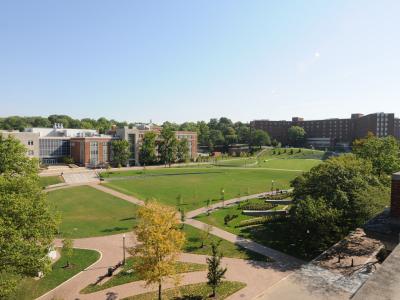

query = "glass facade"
[[102, 142, 108, 162], [39, 138, 70, 158], [90, 142, 98, 166]]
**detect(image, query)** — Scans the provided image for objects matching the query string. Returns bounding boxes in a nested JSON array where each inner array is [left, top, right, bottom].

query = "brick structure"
[[70, 137, 113, 167], [251, 112, 400, 148], [391, 172, 400, 218]]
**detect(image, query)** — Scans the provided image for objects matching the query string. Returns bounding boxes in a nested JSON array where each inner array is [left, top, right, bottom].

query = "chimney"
[[390, 172, 400, 218]]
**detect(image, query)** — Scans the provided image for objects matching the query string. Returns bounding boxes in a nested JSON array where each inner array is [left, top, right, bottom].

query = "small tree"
[[131, 202, 185, 300], [200, 224, 212, 248], [176, 194, 184, 207], [177, 139, 190, 163], [207, 242, 227, 298], [140, 131, 158, 165], [62, 238, 74, 268]]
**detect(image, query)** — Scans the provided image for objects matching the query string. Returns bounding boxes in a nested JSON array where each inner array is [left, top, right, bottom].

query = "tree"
[[207, 242, 227, 297], [140, 132, 158, 165], [0, 136, 58, 297], [289, 154, 385, 256], [62, 238, 74, 268], [250, 129, 271, 149], [200, 224, 212, 248], [352, 133, 400, 177], [131, 202, 185, 300], [177, 139, 190, 163], [159, 127, 178, 167], [288, 126, 306, 147], [111, 140, 130, 167]]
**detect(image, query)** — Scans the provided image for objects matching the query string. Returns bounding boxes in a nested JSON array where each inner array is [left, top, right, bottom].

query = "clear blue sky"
[[1, 0, 399, 123]]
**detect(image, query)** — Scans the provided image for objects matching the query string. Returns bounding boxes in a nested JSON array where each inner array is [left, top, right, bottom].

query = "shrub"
[[235, 215, 285, 228], [265, 192, 293, 200], [224, 214, 238, 225], [239, 203, 276, 211]]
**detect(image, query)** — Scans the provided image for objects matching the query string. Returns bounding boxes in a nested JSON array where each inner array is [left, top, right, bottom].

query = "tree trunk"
[[158, 283, 162, 300], [212, 286, 216, 298]]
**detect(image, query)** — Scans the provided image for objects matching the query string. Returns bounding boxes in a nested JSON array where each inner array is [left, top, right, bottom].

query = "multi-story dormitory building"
[[251, 112, 400, 149], [0, 123, 198, 167]]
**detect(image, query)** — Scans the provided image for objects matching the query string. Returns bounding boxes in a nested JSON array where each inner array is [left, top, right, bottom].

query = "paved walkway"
[[91, 184, 145, 206], [37, 234, 293, 300], [62, 171, 100, 184]]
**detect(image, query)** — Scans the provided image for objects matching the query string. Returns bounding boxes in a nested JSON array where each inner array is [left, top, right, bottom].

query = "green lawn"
[[214, 148, 324, 171], [39, 175, 64, 187], [122, 281, 246, 300], [11, 248, 100, 300], [182, 224, 270, 262], [48, 185, 138, 238], [195, 202, 309, 260], [81, 257, 206, 294], [103, 168, 301, 211]]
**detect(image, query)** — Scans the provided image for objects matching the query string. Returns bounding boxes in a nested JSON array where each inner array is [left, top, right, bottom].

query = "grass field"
[[48, 186, 138, 238], [103, 168, 301, 211], [11, 248, 100, 300], [214, 148, 325, 171], [195, 202, 308, 260], [182, 224, 269, 261], [122, 281, 246, 300], [81, 257, 206, 294], [39, 175, 64, 187]]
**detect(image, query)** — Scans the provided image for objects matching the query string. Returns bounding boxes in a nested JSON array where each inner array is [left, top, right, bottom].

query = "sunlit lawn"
[[48, 185, 138, 238], [103, 168, 300, 211]]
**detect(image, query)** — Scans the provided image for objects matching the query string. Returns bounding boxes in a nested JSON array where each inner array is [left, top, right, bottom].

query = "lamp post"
[[271, 180, 275, 194], [122, 234, 126, 265]]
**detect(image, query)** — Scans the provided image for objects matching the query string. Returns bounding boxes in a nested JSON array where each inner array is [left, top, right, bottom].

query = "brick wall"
[[391, 172, 400, 218]]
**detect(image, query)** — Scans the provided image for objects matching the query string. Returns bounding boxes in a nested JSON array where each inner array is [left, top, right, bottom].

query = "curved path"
[[39, 183, 303, 299], [37, 233, 295, 300]]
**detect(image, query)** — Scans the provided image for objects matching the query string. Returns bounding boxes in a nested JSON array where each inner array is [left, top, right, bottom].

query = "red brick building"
[[70, 137, 113, 167]]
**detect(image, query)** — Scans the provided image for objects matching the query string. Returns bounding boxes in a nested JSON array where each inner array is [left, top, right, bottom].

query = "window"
[[28, 150, 34, 156], [28, 140, 34, 146], [90, 142, 98, 166], [102, 142, 108, 162]]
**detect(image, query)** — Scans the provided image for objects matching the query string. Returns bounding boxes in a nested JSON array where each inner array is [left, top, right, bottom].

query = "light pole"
[[122, 234, 126, 265], [271, 180, 275, 194]]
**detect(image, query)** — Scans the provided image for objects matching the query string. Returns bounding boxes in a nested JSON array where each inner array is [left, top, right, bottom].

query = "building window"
[[102, 142, 108, 162], [28, 150, 34, 156], [90, 142, 98, 166], [28, 140, 34, 146]]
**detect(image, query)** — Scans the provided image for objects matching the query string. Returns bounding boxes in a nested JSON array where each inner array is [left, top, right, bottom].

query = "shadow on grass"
[[101, 227, 129, 233], [119, 216, 136, 221], [104, 171, 225, 182]]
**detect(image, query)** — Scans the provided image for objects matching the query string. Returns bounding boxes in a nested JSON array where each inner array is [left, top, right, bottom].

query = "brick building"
[[251, 112, 400, 148], [70, 136, 113, 167]]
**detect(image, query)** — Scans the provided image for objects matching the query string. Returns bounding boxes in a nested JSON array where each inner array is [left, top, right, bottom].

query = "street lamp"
[[122, 234, 126, 265], [271, 180, 275, 193]]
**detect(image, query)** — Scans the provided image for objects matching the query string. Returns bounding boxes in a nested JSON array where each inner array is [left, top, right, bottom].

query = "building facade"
[[251, 112, 400, 148], [0, 130, 40, 159], [70, 137, 113, 167]]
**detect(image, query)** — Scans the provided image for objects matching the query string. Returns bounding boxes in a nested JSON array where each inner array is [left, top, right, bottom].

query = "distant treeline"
[[0, 115, 272, 149]]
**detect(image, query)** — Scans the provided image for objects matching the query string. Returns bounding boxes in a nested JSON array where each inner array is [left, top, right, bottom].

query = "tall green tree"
[[207, 242, 227, 297], [288, 126, 306, 146], [111, 140, 130, 167], [250, 129, 271, 149], [290, 154, 385, 256], [0, 136, 58, 298], [352, 133, 400, 177], [177, 139, 190, 162], [159, 127, 178, 167], [140, 132, 158, 165]]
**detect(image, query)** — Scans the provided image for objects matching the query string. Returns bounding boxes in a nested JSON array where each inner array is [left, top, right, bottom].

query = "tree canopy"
[[288, 126, 306, 146], [352, 133, 400, 177], [111, 140, 130, 167], [289, 154, 388, 257], [131, 202, 185, 300], [0, 136, 58, 297], [140, 131, 158, 165]]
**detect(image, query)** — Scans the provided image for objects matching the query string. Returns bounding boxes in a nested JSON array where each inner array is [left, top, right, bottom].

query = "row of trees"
[[110, 127, 191, 167], [0, 115, 129, 134], [288, 134, 399, 257], [0, 115, 273, 150]]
